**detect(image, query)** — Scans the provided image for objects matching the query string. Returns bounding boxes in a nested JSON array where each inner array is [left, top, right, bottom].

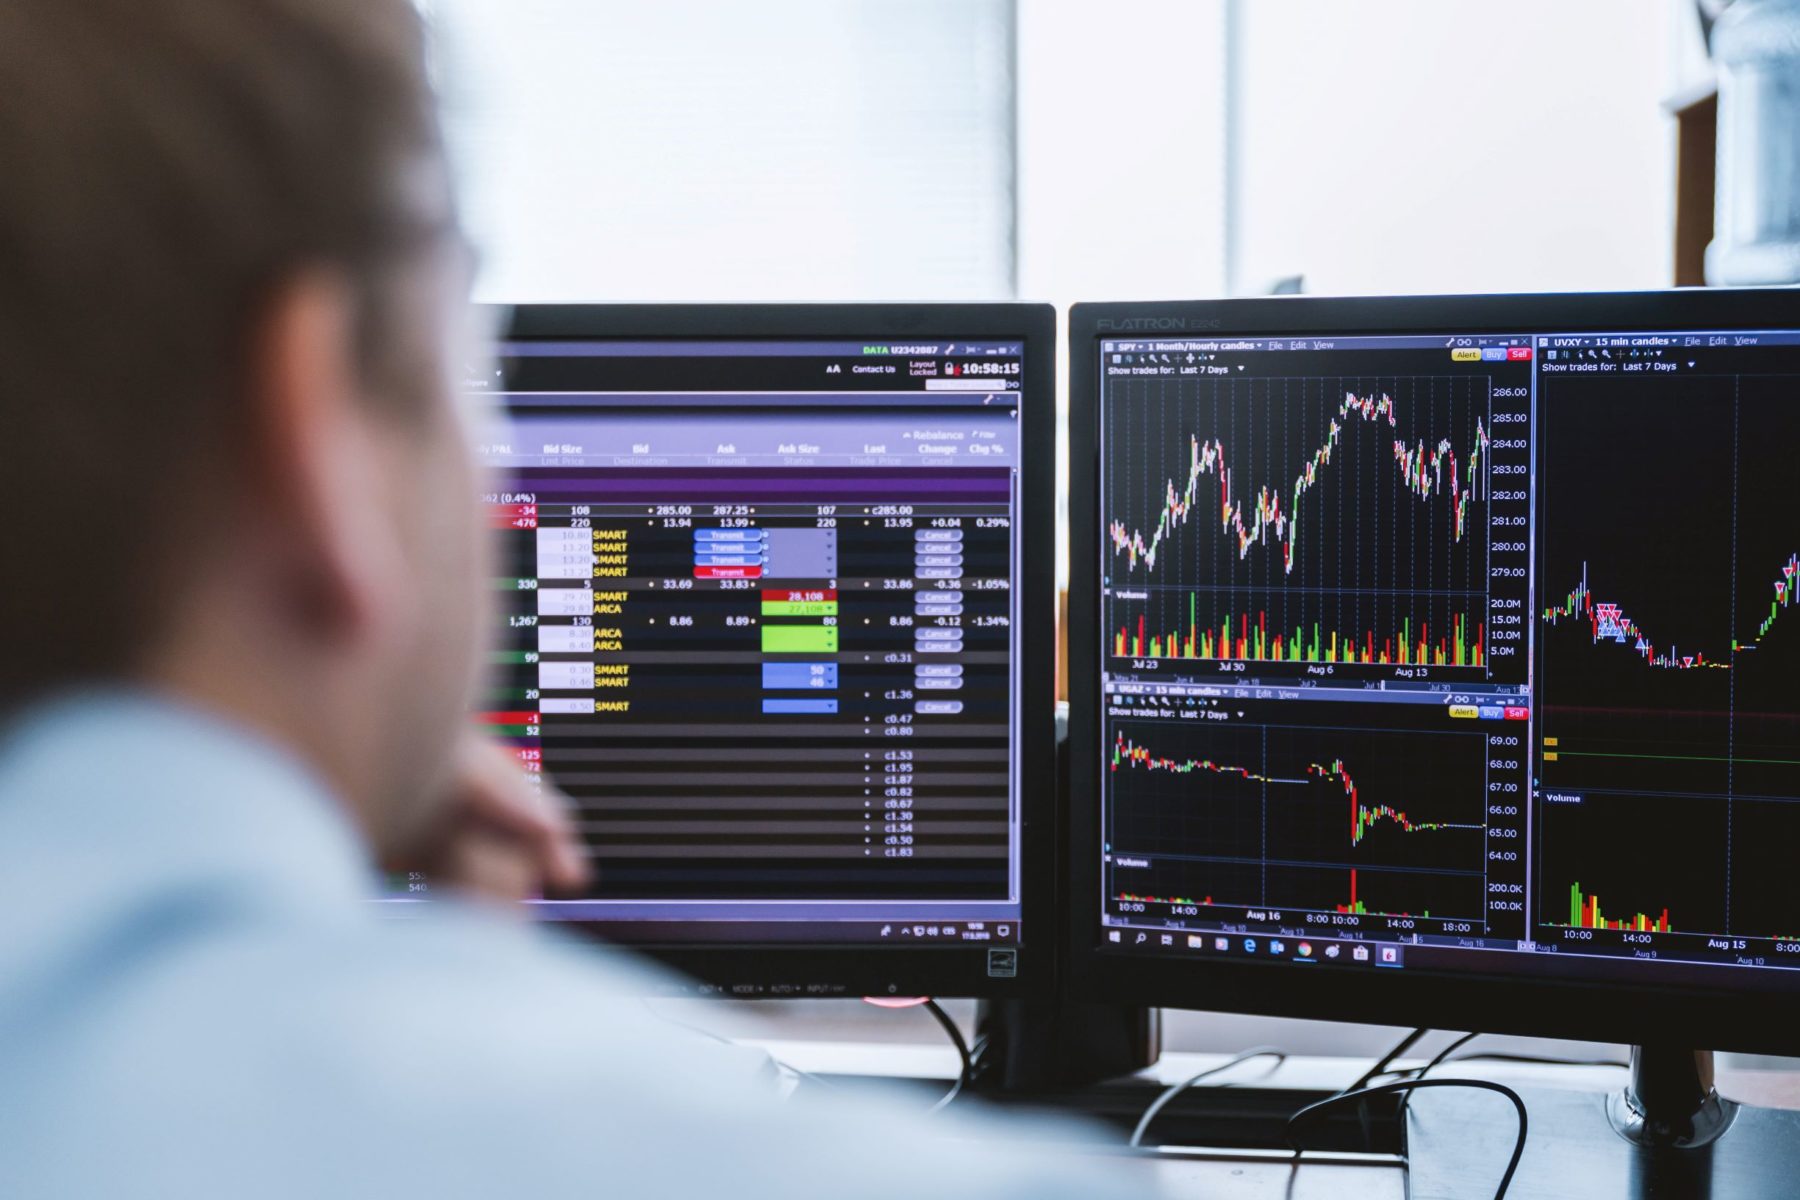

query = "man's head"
[[0, 0, 487, 850]]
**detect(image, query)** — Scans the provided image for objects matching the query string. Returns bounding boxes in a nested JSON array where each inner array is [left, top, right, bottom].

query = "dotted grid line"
[[1260, 722, 1270, 907], [1726, 376, 1738, 930]]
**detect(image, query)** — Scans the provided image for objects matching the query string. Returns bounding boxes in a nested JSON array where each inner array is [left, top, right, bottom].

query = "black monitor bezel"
[[1066, 288, 1800, 1053], [489, 302, 1057, 1000]]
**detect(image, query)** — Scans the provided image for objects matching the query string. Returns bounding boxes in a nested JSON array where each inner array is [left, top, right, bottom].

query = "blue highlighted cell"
[[694, 529, 766, 544], [761, 698, 839, 715], [762, 662, 839, 689]]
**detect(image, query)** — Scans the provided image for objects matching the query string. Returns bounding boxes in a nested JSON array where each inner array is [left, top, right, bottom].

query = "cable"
[[921, 999, 972, 1114], [1338, 1026, 1431, 1154], [1127, 1045, 1288, 1148], [1373, 1042, 1632, 1086], [1345, 1026, 1429, 1093], [1412, 1031, 1482, 1081], [1392, 1031, 1480, 1125], [1286, 1079, 1528, 1200]]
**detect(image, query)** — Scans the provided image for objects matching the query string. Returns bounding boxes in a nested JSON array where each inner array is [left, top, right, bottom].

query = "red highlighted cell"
[[481, 711, 540, 725], [763, 588, 837, 602], [696, 565, 763, 579], [489, 503, 538, 530]]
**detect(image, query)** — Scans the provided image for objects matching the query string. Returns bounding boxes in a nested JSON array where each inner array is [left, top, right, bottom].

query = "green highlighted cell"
[[761, 600, 839, 617], [762, 624, 839, 653]]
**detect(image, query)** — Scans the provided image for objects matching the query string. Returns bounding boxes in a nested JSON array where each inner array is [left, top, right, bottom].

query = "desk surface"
[[1109, 1153, 1401, 1199], [751, 1040, 1800, 1199]]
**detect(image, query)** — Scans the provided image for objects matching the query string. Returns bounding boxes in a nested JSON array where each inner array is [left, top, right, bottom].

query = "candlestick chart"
[[1535, 367, 1800, 942], [1105, 721, 1490, 923], [1103, 373, 1499, 679]]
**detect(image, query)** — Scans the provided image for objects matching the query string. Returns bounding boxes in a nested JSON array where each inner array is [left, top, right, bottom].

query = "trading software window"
[[402, 337, 1027, 954], [1097, 330, 1800, 986]]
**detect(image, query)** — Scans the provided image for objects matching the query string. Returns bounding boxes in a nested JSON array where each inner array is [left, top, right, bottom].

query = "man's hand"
[[400, 732, 591, 906]]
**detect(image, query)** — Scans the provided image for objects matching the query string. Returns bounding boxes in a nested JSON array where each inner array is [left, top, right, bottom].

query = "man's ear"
[[245, 270, 405, 647]]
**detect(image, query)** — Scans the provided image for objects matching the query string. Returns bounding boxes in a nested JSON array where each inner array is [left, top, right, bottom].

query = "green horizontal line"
[[1558, 751, 1800, 766]]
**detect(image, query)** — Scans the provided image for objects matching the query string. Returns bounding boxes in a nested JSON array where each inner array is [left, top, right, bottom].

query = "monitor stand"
[[969, 998, 1160, 1093], [1406, 1044, 1800, 1198]]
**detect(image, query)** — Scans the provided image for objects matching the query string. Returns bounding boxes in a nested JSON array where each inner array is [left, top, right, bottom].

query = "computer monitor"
[[1067, 290, 1800, 1054], [447, 304, 1055, 999]]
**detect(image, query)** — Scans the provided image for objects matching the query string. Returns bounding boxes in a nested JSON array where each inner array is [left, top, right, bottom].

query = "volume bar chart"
[[1115, 601, 1484, 668], [1561, 882, 1672, 933]]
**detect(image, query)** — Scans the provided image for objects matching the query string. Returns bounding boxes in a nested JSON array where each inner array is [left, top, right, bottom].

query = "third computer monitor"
[[1068, 290, 1800, 1052]]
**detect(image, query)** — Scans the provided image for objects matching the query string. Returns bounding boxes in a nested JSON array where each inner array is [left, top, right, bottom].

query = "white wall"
[[432, 0, 1017, 303], [1229, 0, 1678, 296], [1015, 0, 1230, 304]]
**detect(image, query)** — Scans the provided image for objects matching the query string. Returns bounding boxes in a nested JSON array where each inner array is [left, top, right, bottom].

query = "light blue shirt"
[[0, 694, 1122, 1198]]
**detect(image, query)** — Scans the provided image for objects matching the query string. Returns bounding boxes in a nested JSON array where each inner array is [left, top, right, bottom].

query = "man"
[[0, 2, 1123, 1194]]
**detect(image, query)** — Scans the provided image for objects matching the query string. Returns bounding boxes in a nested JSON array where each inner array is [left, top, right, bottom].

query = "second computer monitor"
[[1068, 290, 1800, 1053]]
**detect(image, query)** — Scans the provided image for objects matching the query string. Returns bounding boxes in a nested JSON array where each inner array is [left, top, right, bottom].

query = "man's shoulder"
[[6, 903, 772, 1145], [188, 904, 763, 1086]]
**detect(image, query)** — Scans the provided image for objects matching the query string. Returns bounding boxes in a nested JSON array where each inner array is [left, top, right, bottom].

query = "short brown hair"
[[0, 0, 450, 705]]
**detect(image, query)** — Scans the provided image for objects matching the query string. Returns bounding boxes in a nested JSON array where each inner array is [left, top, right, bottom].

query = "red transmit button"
[[1506, 346, 1533, 361], [696, 565, 763, 579], [1504, 706, 1530, 721]]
